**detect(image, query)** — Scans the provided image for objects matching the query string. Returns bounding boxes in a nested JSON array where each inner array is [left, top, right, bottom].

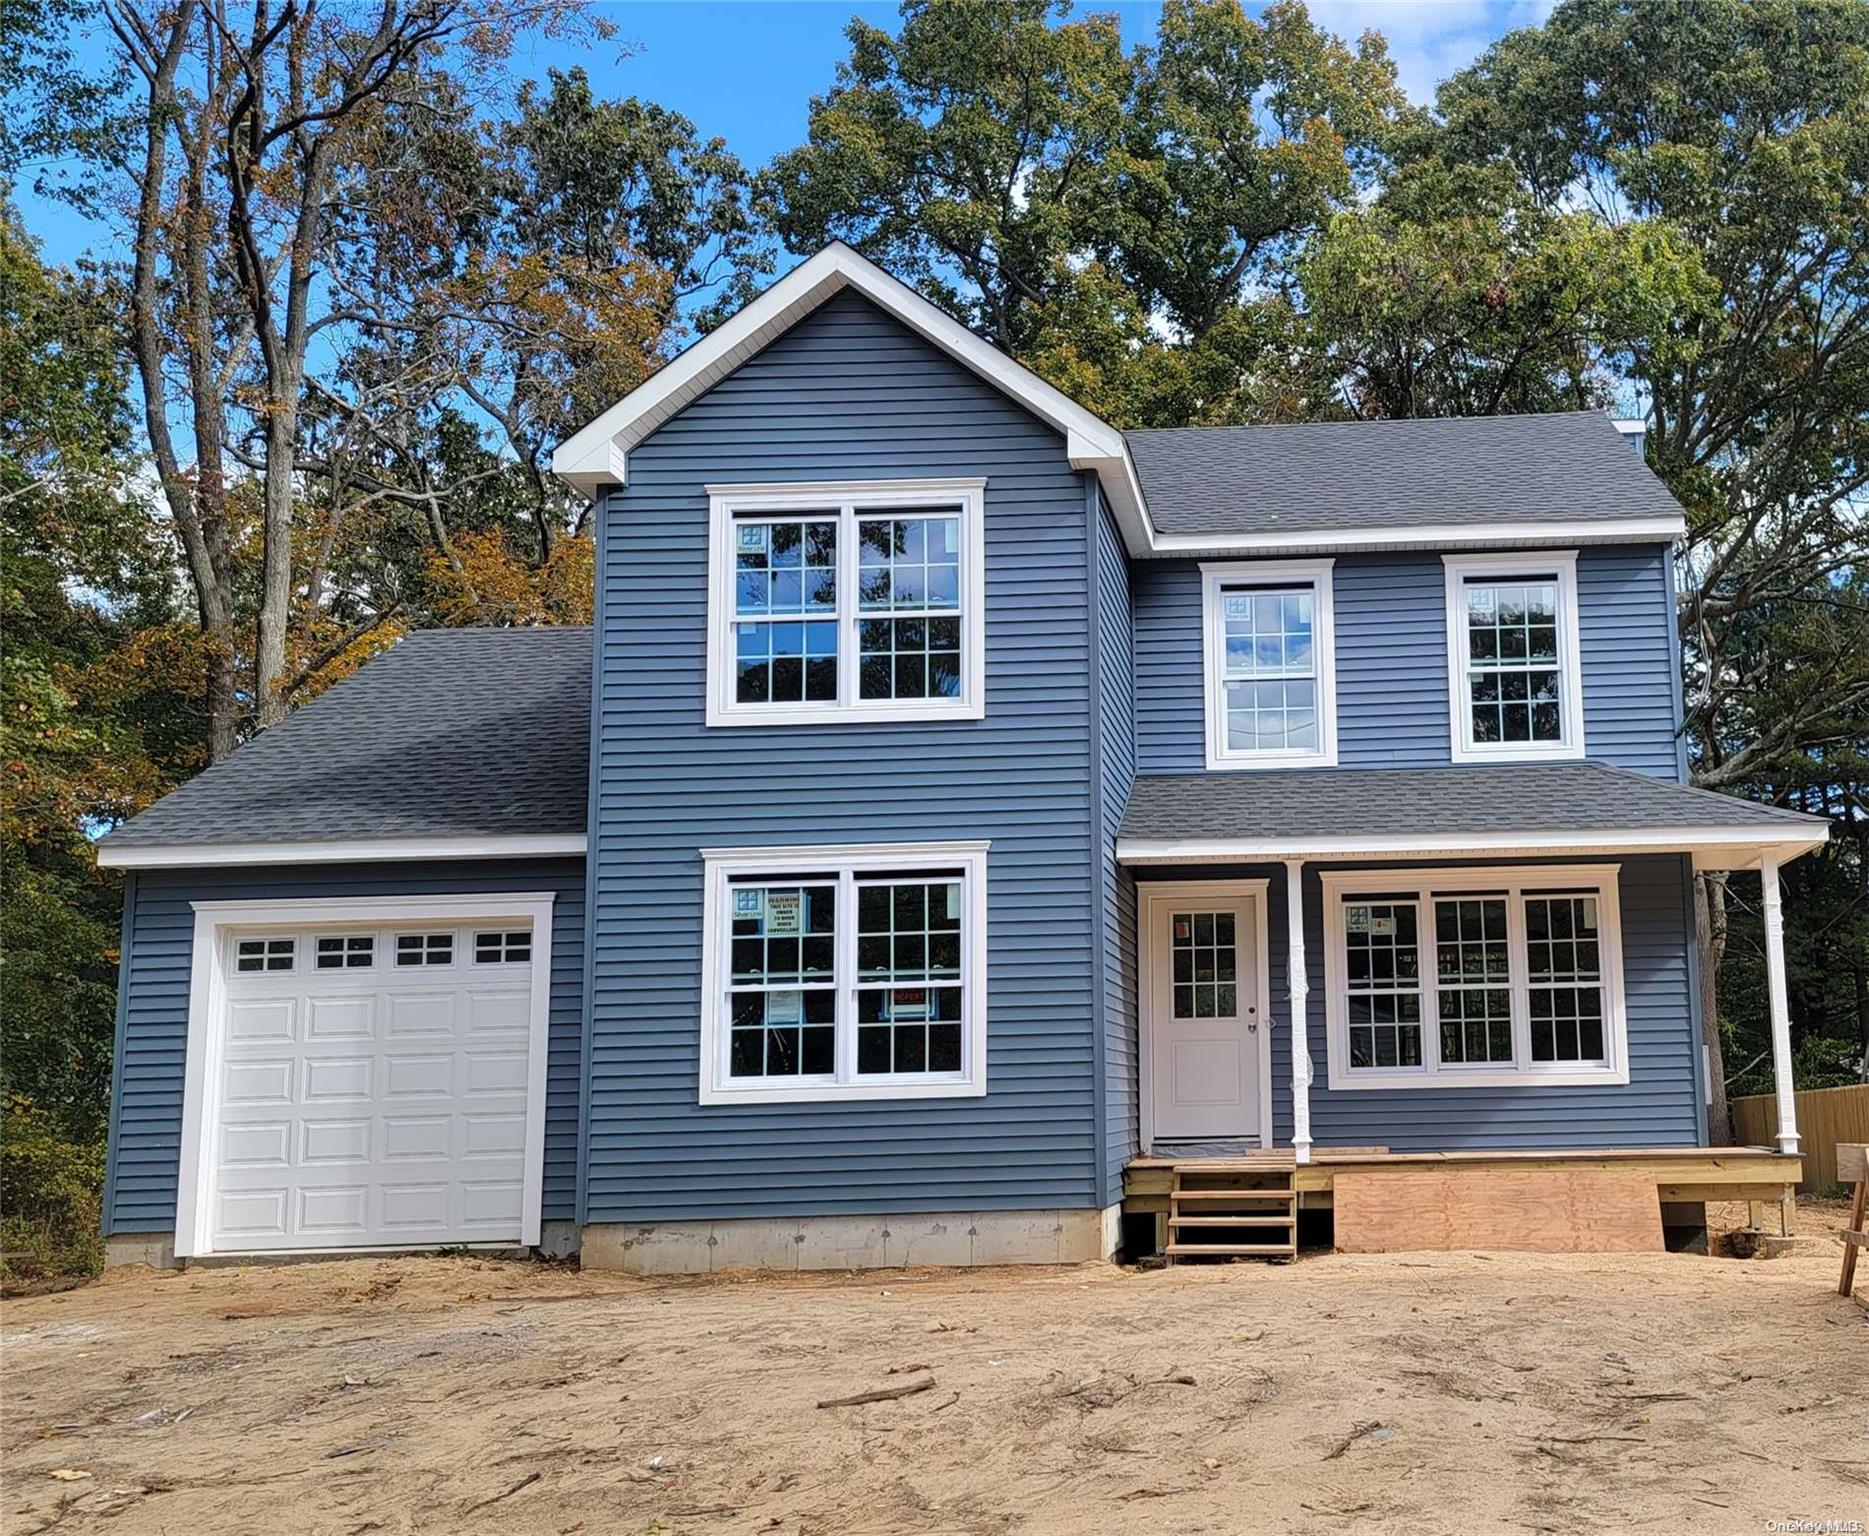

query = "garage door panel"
[[227, 998, 295, 1043], [217, 1189, 289, 1240], [383, 1052, 456, 1099], [461, 1112, 527, 1159], [297, 1184, 370, 1235], [300, 1116, 372, 1165], [382, 1113, 454, 1160], [385, 992, 458, 1039], [303, 1055, 374, 1101], [460, 1180, 525, 1227], [464, 1051, 528, 1096], [465, 988, 530, 1036], [205, 917, 537, 1254], [224, 1058, 295, 1105], [221, 1121, 292, 1167], [305, 995, 375, 1041]]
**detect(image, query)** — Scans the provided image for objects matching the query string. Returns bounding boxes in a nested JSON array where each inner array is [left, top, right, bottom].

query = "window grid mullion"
[[834, 868, 857, 1084], [836, 504, 857, 709], [1415, 894, 1441, 1073], [1506, 889, 1531, 1067]]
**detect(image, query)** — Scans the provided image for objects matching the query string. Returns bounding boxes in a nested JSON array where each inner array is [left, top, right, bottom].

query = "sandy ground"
[[3, 1200, 1863, 1536]]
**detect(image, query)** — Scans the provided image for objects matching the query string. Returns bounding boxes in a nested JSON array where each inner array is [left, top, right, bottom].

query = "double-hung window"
[[1200, 560, 1337, 770], [699, 842, 988, 1102], [1321, 866, 1626, 1089], [706, 479, 986, 726], [1444, 552, 1584, 762]]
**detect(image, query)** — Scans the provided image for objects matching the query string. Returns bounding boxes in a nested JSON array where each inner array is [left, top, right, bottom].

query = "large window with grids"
[[1443, 552, 1585, 763], [1320, 866, 1626, 1089], [706, 479, 986, 727], [699, 842, 989, 1102], [1201, 560, 1337, 770]]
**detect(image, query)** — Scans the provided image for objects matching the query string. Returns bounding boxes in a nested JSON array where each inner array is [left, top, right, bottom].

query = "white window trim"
[[1318, 865, 1628, 1091], [1443, 550, 1586, 764], [705, 478, 988, 728], [1200, 559, 1338, 771], [698, 840, 989, 1103], [175, 892, 557, 1259]]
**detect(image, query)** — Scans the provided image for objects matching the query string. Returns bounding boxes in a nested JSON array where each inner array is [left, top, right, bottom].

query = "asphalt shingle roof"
[[1118, 763, 1826, 846], [1124, 411, 1685, 537], [103, 627, 591, 849]]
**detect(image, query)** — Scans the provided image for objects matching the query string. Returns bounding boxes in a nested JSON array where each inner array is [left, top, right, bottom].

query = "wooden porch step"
[[1166, 1188, 1300, 1203], [1170, 1215, 1294, 1228], [1165, 1242, 1296, 1258]]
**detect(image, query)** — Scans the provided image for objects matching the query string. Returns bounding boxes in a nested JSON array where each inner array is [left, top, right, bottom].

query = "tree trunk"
[[1696, 869, 1732, 1145]]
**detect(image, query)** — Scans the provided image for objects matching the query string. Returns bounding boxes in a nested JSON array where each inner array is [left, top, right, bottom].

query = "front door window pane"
[[1170, 910, 1237, 1019]]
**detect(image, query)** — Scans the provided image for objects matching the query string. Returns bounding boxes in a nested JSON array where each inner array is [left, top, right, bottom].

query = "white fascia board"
[[95, 833, 588, 869], [551, 242, 1136, 501], [1142, 514, 1686, 559], [1115, 824, 1828, 865]]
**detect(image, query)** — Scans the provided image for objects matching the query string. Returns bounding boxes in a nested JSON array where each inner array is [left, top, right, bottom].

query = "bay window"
[[700, 842, 988, 1102], [1322, 866, 1626, 1089], [707, 479, 986, 726]]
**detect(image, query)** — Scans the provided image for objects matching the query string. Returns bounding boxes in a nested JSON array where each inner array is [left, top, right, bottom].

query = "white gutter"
[[1116, 824, 1828, 867], [95, 833, 589, 869]]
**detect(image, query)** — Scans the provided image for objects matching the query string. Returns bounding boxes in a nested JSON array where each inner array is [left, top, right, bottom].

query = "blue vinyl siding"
[[104, 858, 586, 1234], [1092, 493, 1139, 1204], [1138, 853, 1698, 1152], [1133, 546, 1681, 777], [588, 287, 1100, 1222]]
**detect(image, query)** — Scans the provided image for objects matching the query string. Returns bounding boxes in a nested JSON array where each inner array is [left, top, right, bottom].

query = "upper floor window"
[[706, 479, 986, 727], [1320, 865, 1627, 1090], [1443, 552, 1584, 763], [1200, 560, 1337, 771], [698, 840, 989, 1103]]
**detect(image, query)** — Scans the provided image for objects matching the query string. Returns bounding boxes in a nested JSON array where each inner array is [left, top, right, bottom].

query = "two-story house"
[[96, 243, 1826, 1271]]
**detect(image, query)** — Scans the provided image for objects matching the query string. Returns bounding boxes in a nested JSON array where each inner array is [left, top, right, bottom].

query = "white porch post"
[[1760, 853, 1801, 1156], [1285, 859, 1313, 1165]]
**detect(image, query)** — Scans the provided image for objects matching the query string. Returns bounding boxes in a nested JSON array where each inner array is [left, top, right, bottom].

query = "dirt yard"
[[4, 1200, 1863, 1536]]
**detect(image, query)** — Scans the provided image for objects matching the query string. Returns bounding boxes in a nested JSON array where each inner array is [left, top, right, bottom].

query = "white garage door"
[[208, 919, 538, 1253]]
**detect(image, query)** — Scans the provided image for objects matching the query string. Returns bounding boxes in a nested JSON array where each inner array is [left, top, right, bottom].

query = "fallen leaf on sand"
[[51, 1468, 93, 1481]]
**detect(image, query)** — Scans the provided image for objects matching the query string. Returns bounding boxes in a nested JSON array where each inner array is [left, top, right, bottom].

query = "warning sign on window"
[[764, 890, 803, 936]]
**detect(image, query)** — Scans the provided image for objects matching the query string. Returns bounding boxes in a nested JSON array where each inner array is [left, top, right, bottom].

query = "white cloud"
[[1304, 0, 1556, 105]]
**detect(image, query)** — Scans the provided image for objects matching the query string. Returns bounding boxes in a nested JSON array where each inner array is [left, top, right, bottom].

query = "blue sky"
[[21, 0, 1552, 269]]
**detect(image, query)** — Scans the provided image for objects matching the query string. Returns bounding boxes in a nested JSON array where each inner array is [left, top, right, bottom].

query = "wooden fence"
[[1731, 1083, 1869, 1190]]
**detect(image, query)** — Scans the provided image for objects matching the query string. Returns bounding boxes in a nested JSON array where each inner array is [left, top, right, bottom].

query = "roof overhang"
[[1116, 825, 1829, 871], [1143, 513, 1686, 559], [95, 832, 589, 870], [551, 241, 1153, 555]]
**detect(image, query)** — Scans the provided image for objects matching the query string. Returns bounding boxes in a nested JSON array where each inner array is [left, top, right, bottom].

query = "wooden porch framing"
[[1124, 1145, 1805, 1257]]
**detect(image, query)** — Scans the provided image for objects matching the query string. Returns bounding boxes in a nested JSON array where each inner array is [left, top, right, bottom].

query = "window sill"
[[1447, 739, 1587, 766], [1204, 750, 1339, 773], [699, 1076, 987, 1106], [1324, 1064, 1629, 1092], [706, 700, 986, 729]]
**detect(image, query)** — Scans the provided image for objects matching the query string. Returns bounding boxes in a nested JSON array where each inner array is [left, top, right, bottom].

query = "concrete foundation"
[[104, 1234, 181, 1271], [537, 1220, 580, 1260], [582, 1204, 1123, 1275]]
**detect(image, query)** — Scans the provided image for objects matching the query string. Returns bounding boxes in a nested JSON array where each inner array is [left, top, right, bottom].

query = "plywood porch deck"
[[1124, 1146, 1804, 1254]]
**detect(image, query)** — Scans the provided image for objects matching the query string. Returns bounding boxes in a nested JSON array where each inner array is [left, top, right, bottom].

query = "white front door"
[[1144, 887, 1264, 1145], [209, 918, 537, 1252]]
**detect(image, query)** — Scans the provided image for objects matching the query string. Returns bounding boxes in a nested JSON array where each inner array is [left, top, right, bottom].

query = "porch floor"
[[1125, 1145, 1805, 1255]]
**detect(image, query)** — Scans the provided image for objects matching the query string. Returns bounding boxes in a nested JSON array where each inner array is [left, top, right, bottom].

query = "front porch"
[[1122, 1144, 1805, 1258]]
